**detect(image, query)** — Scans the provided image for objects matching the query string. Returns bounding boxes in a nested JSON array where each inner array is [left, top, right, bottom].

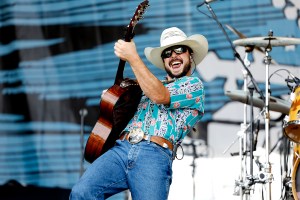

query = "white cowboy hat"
[[144, 27, 208, 70]]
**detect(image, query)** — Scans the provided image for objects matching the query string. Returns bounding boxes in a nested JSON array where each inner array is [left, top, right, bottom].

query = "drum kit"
[[225, 30, 300, 200]]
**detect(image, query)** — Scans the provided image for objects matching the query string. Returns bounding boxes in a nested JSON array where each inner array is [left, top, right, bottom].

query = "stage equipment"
[[197, 1, 300, 199], [198, 1, 267, 199], [278, 68, 300, 199], [181, 137, 208, 200], [228, 25, 300, 199], [225, 90, 291, 115], [292, 144, 300, 200], [79, 108, 88, 177], [225, 24, 278, 65], [225, 24, 265, 54], [233, 37, 300, 48], [232, 32, 300, 200], [284, 85, 300, 143]]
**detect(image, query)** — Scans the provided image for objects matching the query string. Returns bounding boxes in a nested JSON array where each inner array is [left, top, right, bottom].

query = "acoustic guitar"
[[84, 1, 149, 163]]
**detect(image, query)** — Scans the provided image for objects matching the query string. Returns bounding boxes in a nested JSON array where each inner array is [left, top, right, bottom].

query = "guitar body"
[[84, 79, 142, 163]]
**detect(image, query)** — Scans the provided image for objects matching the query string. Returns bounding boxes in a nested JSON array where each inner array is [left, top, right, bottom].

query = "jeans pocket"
[[150, 142, 173, 162]]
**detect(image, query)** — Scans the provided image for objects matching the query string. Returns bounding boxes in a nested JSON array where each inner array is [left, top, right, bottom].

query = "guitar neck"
[[114, 26, 134, 85], [113, 0, 149, 85], [114, 59, 125, 84]]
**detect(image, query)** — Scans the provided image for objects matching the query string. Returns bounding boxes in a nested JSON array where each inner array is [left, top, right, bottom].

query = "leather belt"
[[120, 129, 173, 151]]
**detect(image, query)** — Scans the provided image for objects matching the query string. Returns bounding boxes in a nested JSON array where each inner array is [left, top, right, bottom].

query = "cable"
[[268, 68, 294, 82]]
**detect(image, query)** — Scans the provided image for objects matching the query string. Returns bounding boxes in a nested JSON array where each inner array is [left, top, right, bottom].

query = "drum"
[[292, 144, 300, 199], [284, 86, 300, 143]]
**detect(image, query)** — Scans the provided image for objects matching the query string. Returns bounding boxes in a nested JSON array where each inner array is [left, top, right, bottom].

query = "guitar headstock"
[[125, 0, 149, 41], [130, 0, 149, 27]]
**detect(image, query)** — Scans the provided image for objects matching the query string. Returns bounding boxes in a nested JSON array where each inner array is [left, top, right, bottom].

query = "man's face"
[[161, 45, 192, 79]]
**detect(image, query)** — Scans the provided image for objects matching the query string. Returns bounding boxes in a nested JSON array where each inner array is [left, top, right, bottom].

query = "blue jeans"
[[70, 139, 173, 200]]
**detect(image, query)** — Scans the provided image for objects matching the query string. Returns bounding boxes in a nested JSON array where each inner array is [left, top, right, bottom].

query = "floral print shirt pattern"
[[124, 76, 205, 144]]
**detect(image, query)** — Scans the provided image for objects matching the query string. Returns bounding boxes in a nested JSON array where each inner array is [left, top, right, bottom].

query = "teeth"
[[172, 61, 181, 66]]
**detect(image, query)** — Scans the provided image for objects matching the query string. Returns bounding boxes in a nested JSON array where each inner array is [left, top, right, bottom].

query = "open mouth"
[[170, 60, 183, 69]]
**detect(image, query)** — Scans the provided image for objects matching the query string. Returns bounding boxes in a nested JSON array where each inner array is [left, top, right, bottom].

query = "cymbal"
[[226, 24, 264, 53], [226, 24, 278, 64], [225, 90, 291, 114], [233, 36, 300, 48]]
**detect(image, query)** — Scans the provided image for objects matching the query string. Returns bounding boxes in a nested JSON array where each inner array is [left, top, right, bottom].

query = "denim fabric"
[[70, 139, 173, 200]]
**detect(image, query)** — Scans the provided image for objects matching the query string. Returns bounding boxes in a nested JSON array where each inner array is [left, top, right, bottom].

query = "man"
[[70, 27, 208, 200]]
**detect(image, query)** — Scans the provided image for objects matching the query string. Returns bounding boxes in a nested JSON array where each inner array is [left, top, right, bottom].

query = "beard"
[[164, 62, 192, 79]]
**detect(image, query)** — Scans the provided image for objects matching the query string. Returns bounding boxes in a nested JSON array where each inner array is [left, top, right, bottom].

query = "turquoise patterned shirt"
[[124, 76, 205, 144]]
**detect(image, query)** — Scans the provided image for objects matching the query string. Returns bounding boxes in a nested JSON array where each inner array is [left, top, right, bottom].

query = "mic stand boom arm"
[[203, 2, 265, 102]]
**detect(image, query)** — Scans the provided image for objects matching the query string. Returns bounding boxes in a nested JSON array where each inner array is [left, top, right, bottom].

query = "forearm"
[[114, 39, 170, 104], [129, 56, 170, 105]]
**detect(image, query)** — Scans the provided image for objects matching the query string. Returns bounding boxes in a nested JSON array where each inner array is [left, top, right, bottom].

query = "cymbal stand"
[[260, 31, 274, 200], [225, 108, 265, 198], [240, 49, 252, 199]]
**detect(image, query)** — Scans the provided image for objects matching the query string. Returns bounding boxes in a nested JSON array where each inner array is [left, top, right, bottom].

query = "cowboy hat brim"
[[144, 34, 208, 70]]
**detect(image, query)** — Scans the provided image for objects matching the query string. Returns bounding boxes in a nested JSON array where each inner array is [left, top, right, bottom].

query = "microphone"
[[197, 0, 219, 7], [205, 0, 219, 3], [285, 78, 295, 83], [79, 108, 88, 117], [290, 74, 300, 85], [285, 73, 300, 84]]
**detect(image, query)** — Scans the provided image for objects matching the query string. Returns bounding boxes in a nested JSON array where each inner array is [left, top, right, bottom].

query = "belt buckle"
[[128, 128, 144, 144]]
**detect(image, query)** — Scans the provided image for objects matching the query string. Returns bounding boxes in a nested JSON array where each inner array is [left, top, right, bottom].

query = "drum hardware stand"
[[240, 51, 254, 199], [231, 87, 261, 199], [261, 30, 275, 200], [225, 109, 265, 199], [278, 136, 293, 199], [79, 108, 88, 177], [200, 3, 273, 199], [235, 30, 278, 200], [223, 46, 263, 199]]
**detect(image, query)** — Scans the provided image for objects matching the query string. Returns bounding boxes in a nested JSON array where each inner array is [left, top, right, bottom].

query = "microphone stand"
[[238, 50, 253, 200], [79, 108, 88, 177], [190, 140, 198, 200], [201, 2, 272, 199], [249, 87, 255, 180], [182, 138, 207, 200], [262, 38, 273, 200]]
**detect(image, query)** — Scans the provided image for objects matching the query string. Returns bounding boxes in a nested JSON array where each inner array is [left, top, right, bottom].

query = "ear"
[[190, 51, 193, 58]]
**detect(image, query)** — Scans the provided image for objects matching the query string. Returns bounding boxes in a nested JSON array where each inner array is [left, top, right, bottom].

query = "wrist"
[[129, 54, 143, 67]]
